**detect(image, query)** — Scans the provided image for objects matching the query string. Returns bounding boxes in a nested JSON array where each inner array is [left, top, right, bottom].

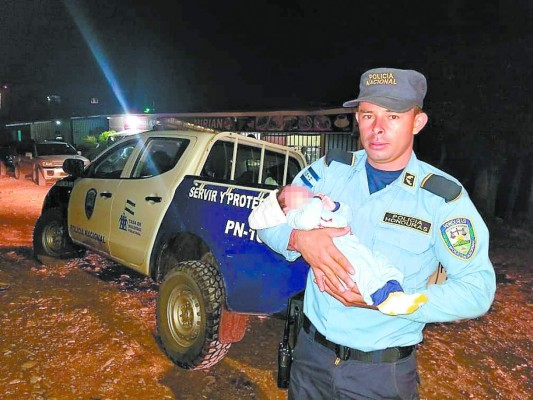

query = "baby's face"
[[281, 186, 313, 212]]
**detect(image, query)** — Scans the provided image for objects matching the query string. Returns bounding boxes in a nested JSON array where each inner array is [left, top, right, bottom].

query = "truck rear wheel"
[[156, 260, 230, 370], [0, 161, 6, 177], [33, 208, 85, 261]]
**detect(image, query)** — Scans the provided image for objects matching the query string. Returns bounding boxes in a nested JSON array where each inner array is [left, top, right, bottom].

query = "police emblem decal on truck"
[[84, 189, 97, 219]]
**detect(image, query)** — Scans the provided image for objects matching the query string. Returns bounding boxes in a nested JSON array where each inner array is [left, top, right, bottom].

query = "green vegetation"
[[78, 130, 116, 160]]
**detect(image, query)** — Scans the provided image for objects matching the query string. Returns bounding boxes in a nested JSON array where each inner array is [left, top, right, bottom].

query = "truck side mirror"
[[63, 158, 85, 177]]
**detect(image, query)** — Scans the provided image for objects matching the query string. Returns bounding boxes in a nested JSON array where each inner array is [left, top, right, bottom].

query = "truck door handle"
[[145, 196, 162, 203], [99, 192, 112, 198]]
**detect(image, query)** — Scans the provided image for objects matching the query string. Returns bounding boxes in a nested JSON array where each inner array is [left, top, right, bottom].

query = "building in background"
[[1, 109, 359, 162]]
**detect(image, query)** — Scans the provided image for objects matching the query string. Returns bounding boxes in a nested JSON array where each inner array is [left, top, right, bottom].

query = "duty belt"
[[302, 315, 414, 364]]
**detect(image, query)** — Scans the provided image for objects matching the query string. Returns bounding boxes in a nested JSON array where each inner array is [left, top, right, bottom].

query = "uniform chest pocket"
[[373, 226, 434, 289], [374, 227, 432, 255]]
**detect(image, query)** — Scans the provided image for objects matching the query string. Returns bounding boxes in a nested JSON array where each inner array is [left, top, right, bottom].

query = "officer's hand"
[[292, 227, 355, 292], [324, 281, 368, 307]]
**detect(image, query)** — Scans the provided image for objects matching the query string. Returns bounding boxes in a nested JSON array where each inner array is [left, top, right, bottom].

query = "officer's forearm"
[[398, 268, 496, 323], [257, 224, 301, 262]]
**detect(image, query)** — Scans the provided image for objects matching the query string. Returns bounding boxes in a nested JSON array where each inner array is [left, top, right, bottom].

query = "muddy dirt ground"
[[0, 176, 531, 400]]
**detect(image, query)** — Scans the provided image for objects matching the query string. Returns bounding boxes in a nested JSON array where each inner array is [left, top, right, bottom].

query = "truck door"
[[68, 139, 139, 254], [108, 137, 193, 270]]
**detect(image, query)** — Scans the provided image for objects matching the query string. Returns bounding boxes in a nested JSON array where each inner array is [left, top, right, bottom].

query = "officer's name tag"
[[383, 212, 431, 234]]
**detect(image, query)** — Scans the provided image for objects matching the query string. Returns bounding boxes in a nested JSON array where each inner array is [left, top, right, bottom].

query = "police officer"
[[257, 68, 496, 399]]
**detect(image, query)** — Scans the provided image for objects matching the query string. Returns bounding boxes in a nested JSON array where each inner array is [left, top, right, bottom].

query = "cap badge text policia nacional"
[[343, 68, 427, 113]]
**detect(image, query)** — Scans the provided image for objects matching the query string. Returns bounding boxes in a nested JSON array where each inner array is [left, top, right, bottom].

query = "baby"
[[249, 184, 428, 315]]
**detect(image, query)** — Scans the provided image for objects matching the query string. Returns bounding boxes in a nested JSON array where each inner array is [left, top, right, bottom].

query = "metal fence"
[[260, 132, 358, 164]]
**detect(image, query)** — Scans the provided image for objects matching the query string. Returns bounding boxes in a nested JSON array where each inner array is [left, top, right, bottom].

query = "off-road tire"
[[0, 161, 6, 177], [14, 165, 21, 179], [33, 207, 86, 261], [156, 260, 230, 370]]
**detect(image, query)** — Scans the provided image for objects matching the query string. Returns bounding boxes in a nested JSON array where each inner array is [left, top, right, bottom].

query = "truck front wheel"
[[33, 208, 85, 261], [156, 260, 230, 370]]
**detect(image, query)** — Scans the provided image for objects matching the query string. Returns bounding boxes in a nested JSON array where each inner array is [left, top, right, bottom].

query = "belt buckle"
[[334, 345, 351, 366]]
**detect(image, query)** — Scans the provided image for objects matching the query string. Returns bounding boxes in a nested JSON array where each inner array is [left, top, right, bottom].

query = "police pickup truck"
[[32, 121, 309, 370]]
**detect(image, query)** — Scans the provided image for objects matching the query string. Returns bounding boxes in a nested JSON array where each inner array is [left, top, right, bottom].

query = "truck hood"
[[37, 155, 90, 167]]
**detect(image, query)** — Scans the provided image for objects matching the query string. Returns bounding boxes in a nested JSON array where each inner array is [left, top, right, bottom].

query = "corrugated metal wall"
[[4, 124, 31, 143], [71, 117, 109, 145], [30, 121, 53, 142], [31, 120, 72, 142]]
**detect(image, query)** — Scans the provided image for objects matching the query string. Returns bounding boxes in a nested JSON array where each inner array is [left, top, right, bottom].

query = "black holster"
[[277, 290, 304, 389]]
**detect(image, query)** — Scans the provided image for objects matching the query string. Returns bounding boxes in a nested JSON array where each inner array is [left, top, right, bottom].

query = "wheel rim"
[[167, 284, 202, 347], [42, 221, 65, 255]]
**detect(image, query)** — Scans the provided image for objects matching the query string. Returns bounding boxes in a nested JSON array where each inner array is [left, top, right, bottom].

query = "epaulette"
[[421, 173, 462, 203], [324, 149, 355, 166]]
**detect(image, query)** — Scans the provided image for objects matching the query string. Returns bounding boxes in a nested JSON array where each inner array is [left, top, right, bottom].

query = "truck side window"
[[201, 141, 304, 185], [132, 138, 190, 178], [234, 144, 261, 184], [262, 151, 303, 186], [201, 141, 232, 180], [286, 157, 302, 183], [86, 139, 138, 179]]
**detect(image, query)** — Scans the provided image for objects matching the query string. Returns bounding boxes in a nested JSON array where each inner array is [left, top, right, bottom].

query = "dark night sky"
[[0, 0, 530, 113]]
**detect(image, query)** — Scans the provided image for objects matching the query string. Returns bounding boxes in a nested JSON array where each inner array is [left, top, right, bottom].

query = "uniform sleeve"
[[403, 192, 496, 323], [257, 223, 301, 261], [255, 158, 327, 261]]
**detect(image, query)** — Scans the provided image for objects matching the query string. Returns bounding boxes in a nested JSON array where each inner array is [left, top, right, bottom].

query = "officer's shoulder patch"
[[324, 149, 355, 167], [421, 173, 462, 203], [301, 166, 320, 188], [440, 217, 476, 259]]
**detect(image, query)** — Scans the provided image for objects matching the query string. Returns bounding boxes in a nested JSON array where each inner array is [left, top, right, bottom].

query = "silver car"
[[14, 140, 90, 185]]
